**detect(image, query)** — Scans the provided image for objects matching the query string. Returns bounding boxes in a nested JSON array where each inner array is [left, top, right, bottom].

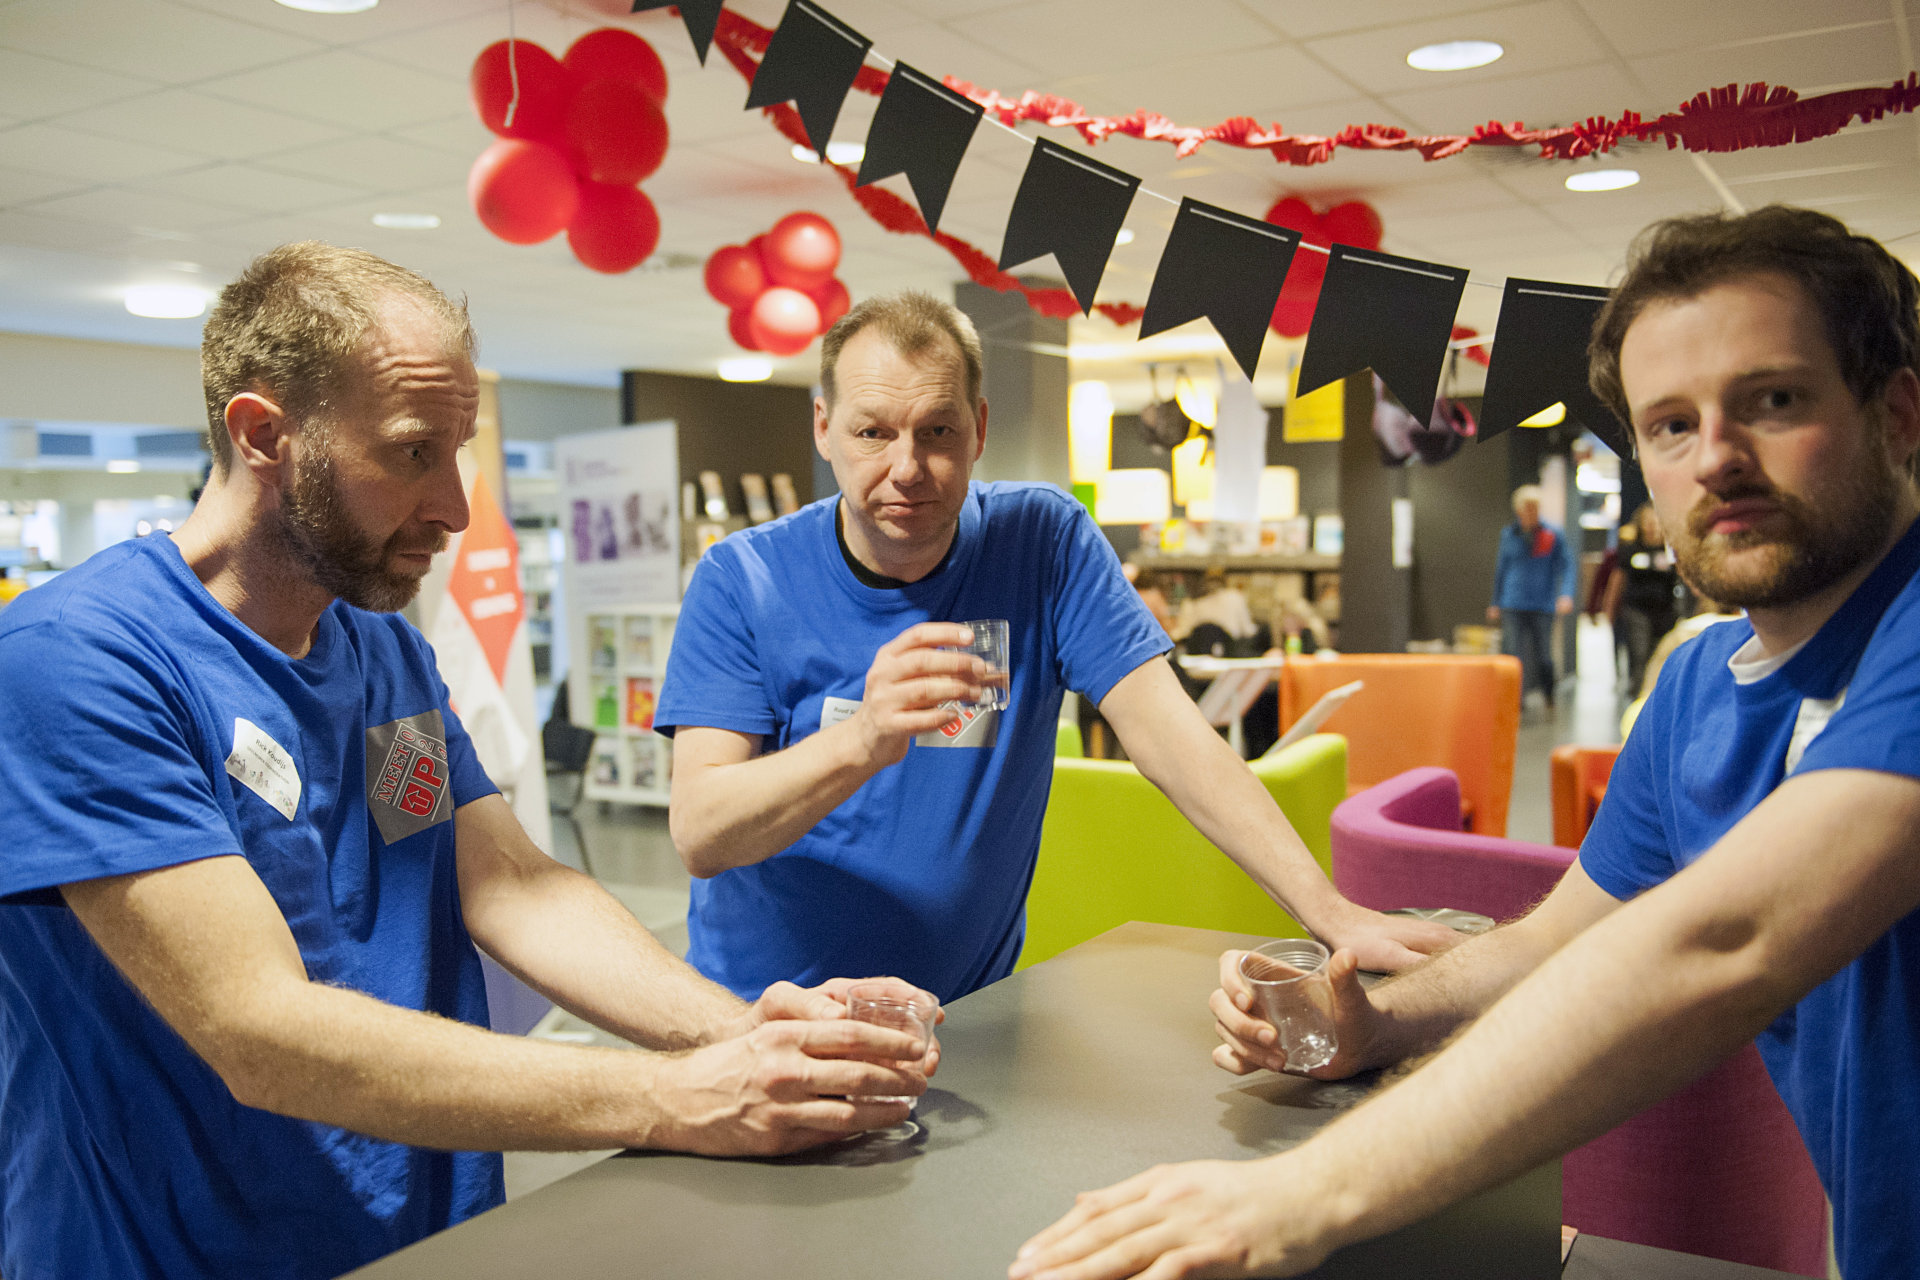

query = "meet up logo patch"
[[365, 711, 454, 844]]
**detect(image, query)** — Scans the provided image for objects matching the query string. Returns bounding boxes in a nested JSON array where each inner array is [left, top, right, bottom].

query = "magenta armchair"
[[1330, 768, 1828, 1277]]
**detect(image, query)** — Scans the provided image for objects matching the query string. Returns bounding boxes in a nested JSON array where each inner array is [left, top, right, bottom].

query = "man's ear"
[[1879, 366, 1920, 477], [812, 395, 832, 463], [224, 392, 293, 489], [972, 397, 989, 462]]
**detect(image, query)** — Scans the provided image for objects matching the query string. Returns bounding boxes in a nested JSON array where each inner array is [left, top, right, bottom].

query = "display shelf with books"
[[575, 604, 678, 807]]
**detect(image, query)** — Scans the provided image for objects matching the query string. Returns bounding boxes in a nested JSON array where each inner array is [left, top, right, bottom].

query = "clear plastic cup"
[[1239, 939, 1338, 1072], [953, 619, 1010, 710], [844, 983, 938, 1104]]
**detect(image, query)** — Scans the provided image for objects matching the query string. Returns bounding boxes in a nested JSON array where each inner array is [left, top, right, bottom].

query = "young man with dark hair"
[[1012, 205, 1920, 1280], [0, 243, 933, 1280]]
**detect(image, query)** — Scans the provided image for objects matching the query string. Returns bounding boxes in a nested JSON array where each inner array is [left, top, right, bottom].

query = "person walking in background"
[[1487, 484, 1577, 709], [1606, 502, 1683, 695]]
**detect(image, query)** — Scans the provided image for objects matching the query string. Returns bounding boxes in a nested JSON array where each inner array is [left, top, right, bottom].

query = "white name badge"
[[226, 717, 301, 821], [820, 695, 861, 733]]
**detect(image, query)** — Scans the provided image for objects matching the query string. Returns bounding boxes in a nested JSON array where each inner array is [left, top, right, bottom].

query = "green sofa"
[[1018, 733, 1348, 968]]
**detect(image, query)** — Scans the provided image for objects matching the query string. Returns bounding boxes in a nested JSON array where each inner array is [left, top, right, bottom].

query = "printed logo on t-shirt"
[[365, 710, 454, 844], [914, 701, 998, 749]]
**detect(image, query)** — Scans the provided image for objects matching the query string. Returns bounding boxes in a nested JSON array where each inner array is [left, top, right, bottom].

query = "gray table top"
[[349, 922, 1800, 1280]]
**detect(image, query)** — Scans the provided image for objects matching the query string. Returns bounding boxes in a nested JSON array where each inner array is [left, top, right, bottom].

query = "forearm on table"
[[1271, 872, 1815, 1253], [669, 723, 879, 875], [462, 854, 745, 1051], [215, 978, 687, 1152]]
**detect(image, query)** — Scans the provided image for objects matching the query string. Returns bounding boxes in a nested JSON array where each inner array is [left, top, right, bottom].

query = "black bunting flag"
[[1141, 199, 1301, 383], [744, 0, 871, 161], [856, 62, 982, 235], [630, 0, 723, 65], [1296, 245, 1469, 425], [998, 138, 1139, 315], [1479, 278, 1628, 456]]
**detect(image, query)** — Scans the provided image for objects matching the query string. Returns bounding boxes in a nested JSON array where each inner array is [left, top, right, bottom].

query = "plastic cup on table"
[[949, 618, 1010, 710], [844, 982, 939, 1138], [1239, 939, 1338, 1072]]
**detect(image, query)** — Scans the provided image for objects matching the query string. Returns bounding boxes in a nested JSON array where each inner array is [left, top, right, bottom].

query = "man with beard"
[[1011, 205, 1920, 1280], [0, 243, 936, 1280]]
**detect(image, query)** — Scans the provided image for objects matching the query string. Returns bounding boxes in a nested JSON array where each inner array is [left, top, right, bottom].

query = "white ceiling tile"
[[858, 20, 1045, 92], [0, 207, 142, 253], [18, 183, 238, 232], [203, 50, 466, 133], [1573, 0, 1890, 59], [2, 0, 324, 84], [0, 49, 161, 120], [355, 7, 598, 83], [1043, 43, 1358, 126], [0, 122, 207, 182], [1385, 60, 1637, 133], [1305, 1, 1605, 97], [168, 0, 505, 44], [951, 0, 1280, 82], [1627, 23, 1903, 108], [0, 164, 91, 208], [260, 135, 469, 192], [55, 89, 351, 161], [1239, 0, 1533, 41], [1702, 124, 1918, 183], [144, 162, 372, 214], [388, 113, 495, 157]]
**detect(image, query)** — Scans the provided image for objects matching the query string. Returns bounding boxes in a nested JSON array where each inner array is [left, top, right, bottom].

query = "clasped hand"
[[663, 977, 943, 1157]]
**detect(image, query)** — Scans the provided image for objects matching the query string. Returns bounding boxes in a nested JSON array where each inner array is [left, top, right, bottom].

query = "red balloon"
[[564, 79, 669, 185], [747, 233, 772, 271], [704, 244, 767, 309], [471, 40, 569, 141], [469, 139, 580, 245], [727, 306, 762, 351], [563, 28, 668, 104], [567, 183, 660, 273], [763, 212, 841, 289], [809, 277, 850, 332], [749, 287, 822, 356], [1322, 200, 1383, 249], [1264, 196, 1322, 238]]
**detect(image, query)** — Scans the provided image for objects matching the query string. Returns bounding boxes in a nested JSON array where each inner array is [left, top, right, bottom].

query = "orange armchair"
[[1551, 743, 1622, 849], [1279, 653, 1521, 836]]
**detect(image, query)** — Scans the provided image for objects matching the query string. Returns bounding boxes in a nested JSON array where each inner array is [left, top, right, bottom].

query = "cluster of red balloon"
[[703, 213, 850, 356], [1262, 197, 1385, 338], [468, 29, 670, 273]]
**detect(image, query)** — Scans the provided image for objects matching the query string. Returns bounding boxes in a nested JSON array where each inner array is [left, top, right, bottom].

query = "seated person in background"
[[1129, 567, 1177, 636], [656, 291, 1454, 1006], [0, 243, 930, 1280], [1012, 205, 1920, 1280], [1173, 567, 1262, 654]]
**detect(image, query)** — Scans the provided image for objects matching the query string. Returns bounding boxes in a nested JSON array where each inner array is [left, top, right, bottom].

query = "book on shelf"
[[592, 680, 620, 729], [623, 616, 654, 667], [626, 677, 657, 732], [589, 743, 621, 787], [588, 617, 618, 672], [628, 736, 659, 790]]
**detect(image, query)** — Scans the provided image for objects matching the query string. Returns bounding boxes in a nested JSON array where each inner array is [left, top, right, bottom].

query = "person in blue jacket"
[[1015, 206, 1920, 1280], [0, 243, 932, 1280], [1488, 483, 1578, 708], [656, 291, 1456, 1005]]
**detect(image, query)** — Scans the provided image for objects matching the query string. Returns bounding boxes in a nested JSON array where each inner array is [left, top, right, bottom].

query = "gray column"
[[953, 281, 1070, 489], [1336, 374, 1411, 653]]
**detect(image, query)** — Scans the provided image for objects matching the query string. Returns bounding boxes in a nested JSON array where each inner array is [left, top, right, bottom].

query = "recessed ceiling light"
[[124, 284, 209, 319], [106, 460, 141, 474], [1114, 228, 1135, 246], [791, 141, 865, 166], [275, 0, 378, 12], [1565, 169, 1641, 192], [1406, 40, 1504, 71], [372, 212, 441, 229], [718, 356, 773, 382]]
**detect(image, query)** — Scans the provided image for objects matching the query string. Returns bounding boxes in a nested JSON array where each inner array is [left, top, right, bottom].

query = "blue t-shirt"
[[655, 482, 1170, 1002], [1491, 520, 1576, 612], [1582, 517, 1920, 1280], [0, 534, 502, 1280]]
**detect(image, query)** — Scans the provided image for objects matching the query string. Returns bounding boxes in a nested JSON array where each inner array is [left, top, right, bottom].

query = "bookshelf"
[[576, 604, 677, 806]]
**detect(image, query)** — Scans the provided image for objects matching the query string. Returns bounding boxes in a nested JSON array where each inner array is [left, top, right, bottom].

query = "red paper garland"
[[715, 10, 1920, 167]]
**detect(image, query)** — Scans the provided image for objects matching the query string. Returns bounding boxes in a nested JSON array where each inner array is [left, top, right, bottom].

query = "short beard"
[[1670, 422, 1901, 610], [276, 444, 445, 613]]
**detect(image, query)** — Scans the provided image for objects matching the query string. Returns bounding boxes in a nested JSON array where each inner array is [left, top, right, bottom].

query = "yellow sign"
[[1281, 368, 1344, 443]]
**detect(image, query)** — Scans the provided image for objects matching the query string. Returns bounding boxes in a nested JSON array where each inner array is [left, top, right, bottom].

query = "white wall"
[[0, 331, 205, 428]]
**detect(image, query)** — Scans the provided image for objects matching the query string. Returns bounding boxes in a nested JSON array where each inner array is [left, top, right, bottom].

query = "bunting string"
[[713, 9, 1920, 167]]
